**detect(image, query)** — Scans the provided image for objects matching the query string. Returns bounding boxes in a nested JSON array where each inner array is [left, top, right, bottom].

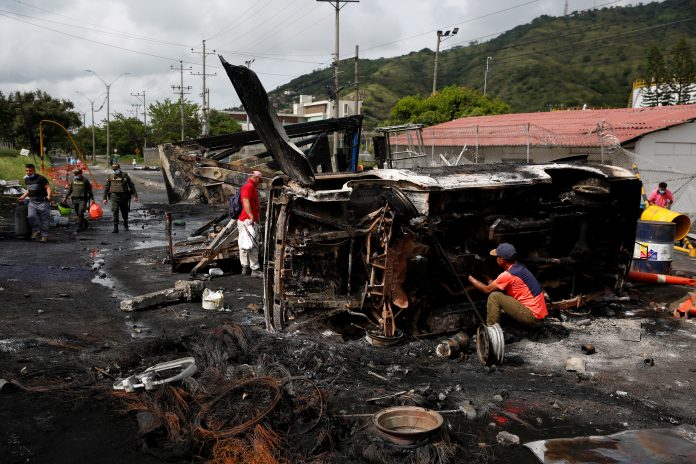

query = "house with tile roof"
[[416, 104, 696, 213]]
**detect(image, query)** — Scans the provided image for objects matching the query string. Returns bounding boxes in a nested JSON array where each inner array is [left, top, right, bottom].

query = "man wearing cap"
[[647, 182, 674, 210], [103, 163, 138, 233], [468, 243, 548, 327], [63, 168, 93, 231], [16, 163, 52, 242], [237, 171, 263, 277]]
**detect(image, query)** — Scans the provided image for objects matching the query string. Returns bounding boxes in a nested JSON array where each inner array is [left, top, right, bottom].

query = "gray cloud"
[[0, 0, 660, 121]]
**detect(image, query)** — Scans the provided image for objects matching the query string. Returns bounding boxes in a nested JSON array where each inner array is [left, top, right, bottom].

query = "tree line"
[[641, 37, 695, 106], [0, 92, 241, 158]]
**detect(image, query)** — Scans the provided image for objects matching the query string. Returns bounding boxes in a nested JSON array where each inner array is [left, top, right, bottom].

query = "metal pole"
[[202, 40, 208, 136], [106, 83, 111, 161], [90, 102, 96, 162], [354, 45, 359, 115], [484, 56, 492, 95], [526, 123, 531, 163], [332, 3, 340, 171], [180, 63, 185, 140], [432, 32, 441, 95]]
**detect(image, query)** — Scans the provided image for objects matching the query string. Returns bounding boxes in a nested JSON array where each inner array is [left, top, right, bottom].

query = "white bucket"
[[202, 288, 224, 310]]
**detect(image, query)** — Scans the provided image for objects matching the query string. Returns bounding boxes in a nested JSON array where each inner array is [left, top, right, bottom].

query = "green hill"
[[270, 0, 696, 127]]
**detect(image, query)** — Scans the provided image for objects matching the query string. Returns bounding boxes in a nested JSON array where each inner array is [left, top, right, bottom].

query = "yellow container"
[[640, 205, 691, 240]]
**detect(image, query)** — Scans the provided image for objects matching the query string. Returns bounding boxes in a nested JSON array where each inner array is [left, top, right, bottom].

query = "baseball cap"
[[252, 170, 262, 178], [490, 243, 517, 260]]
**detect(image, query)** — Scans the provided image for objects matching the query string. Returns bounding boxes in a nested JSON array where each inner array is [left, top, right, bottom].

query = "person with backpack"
[[235, 171, 263, 277]]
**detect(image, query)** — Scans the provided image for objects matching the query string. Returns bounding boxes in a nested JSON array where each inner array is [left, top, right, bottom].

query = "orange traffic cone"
[[627, 271, 696, 286], [674, 293, 696, 318]]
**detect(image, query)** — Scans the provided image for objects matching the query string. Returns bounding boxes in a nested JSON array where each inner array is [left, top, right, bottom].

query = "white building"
[[292, 95, 362, 121]]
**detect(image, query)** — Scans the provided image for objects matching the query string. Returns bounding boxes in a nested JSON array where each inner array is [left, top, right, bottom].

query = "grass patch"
[[0, 149, 30, 181]]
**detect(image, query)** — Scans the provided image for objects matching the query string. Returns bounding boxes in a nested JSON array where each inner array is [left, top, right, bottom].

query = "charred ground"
[[1, 167, 695, 463]]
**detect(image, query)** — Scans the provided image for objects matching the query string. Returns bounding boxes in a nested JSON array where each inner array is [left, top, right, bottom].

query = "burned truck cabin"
[[263, 164, 641, 334]]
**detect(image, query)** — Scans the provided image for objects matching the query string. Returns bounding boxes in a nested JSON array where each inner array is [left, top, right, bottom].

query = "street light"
[[432, 27, 458, 95], [483, 56, 493, 96], [85, 70, 130, 162], [75, 90, 105, 162]]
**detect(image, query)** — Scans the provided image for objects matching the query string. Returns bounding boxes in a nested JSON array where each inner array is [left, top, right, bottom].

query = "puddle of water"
[[91, 274, 116, 289], [132, 240, 169, 250]]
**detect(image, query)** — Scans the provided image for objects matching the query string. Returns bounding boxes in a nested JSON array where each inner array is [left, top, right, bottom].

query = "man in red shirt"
[[237, 171, 263, 277], [468, 243, 548, 327], [647, 182, 674, 209]]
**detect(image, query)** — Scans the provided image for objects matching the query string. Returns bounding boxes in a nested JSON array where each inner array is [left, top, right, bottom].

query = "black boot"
[[112, 224, 119, 233], [123, 221, 129, 231]]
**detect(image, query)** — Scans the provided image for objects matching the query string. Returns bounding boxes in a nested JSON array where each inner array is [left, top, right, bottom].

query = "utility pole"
[[75, 91, 104, 162], [317, 0, 359, 171], [432, 28, 458, 95], [483, 56, 493, 96], [131, 91, 147, 148], [354, 45, 360, 115], [191, 40, 216, 137], [564, 0, 569, 15], [171, 61, 192, 141], [130, 103, 141, 119]]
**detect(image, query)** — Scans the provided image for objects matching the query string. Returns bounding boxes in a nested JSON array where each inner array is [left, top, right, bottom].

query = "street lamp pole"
[[317, 0, 359, 171], [85, 70, 129, 162], [484, 56, 493, 96], [432, 28, 458, 95], [74, 90, 103, 162]]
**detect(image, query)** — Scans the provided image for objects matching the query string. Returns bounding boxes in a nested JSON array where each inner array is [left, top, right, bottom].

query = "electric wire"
[[205, 0, 274, 42]]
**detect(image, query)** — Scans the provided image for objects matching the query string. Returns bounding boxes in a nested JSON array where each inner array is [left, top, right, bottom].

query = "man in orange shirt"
[[468, 243, 548, 327], [647, 182, 674, 209], [237, 171, 263, 277]]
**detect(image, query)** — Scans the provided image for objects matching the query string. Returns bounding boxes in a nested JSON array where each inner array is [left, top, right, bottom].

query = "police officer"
[[103, 163, 138, 233], [63, 168, 93, 231]]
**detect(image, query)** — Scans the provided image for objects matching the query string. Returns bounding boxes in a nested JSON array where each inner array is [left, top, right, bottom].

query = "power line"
[[206, 0, 275, 42], [227, 0, 311, 51], [356, 0, 540, 55]]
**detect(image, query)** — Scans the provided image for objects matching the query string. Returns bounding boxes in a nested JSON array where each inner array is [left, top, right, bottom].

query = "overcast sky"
[[0, 0, 660, 123]]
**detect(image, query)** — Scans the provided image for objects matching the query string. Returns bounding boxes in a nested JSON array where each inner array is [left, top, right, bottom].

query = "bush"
[[0, 148, 29, 181]]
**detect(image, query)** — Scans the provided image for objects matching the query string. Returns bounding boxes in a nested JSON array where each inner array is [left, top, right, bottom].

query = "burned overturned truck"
[[262, 165, 641, 337], [190, 57, 643, 343]]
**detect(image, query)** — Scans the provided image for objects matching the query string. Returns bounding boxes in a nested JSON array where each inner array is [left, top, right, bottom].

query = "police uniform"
[[65, 173, 93, 231], [103, 167, 137, 233]]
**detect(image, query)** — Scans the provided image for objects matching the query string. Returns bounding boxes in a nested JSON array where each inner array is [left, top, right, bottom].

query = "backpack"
[[229, 189, 243, 219]]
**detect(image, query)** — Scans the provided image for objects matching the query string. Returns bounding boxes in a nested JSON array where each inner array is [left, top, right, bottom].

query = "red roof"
[[420, 104, 696, 147]]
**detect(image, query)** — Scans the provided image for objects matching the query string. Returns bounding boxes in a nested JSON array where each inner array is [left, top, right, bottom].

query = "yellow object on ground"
[[641, 205, 691, 240]]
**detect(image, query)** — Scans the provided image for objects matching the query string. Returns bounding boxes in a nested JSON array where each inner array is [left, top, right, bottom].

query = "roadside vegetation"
[[0, 148, 28, 181]]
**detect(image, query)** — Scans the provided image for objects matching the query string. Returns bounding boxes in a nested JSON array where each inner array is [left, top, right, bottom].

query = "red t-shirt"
[[238, 179, 260, 222], [647, 188, 674, 208], [494, 269, 548, 319]]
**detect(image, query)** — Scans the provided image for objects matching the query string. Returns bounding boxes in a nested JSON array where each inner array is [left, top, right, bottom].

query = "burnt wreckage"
[[164, 57, 642, 349]]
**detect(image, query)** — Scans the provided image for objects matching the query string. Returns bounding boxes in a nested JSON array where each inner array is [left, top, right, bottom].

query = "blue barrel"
[[630, 220, 675, 274]]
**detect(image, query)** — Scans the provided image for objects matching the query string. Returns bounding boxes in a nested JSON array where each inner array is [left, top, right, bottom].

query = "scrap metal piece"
[[113, 357, 197, 392], [525, 425, 696, 464], [436, 332, 470, 358], [373, 406, 444, 448], [119, 280, 205, 311], [219, 56, 315, 186]]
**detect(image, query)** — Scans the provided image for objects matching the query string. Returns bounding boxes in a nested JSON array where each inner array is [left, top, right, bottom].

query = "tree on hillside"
[[108, 113, 145, 155], [149, 98, 201, 144], [2, 90, 81, 153], [668, 38, 695, 105], [641, 45, 672, 107], [386, 86, 511, 126], [208, 109, 242, 136]]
